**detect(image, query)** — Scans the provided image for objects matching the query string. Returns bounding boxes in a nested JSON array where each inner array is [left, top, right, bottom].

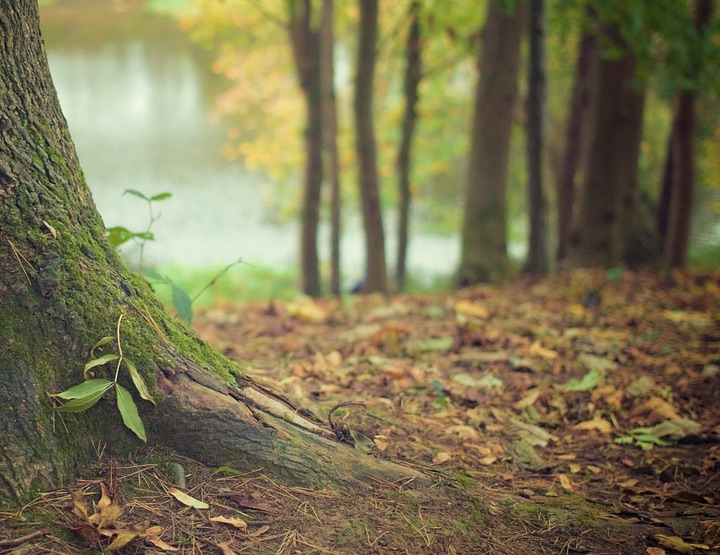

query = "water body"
[[39, 0, 459, 285]]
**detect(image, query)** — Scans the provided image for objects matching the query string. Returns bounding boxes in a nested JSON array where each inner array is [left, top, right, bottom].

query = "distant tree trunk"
[[0, 0, 424, 505], [657, 136, 673, 247], [568, 22, 650, 268], [524, 0, 548, 276], [354, 0, 387, 293], [289, 0, 323, 296], [395, 0, 422, 293], [320, 0, 342, 296], [664, 0, 714, 269], [457, 0, 526, 286], [556, 17, 597, 264]]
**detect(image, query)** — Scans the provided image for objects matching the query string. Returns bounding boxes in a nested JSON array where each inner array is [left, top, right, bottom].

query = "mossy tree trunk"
[[457, 0, 526, 286], [0, 0, 424, 506]]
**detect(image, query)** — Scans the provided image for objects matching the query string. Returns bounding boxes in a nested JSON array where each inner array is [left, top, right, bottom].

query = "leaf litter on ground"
[[1, 269, 719, 554]]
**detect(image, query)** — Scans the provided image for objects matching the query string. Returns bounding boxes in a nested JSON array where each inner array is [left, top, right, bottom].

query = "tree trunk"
[[354, 0, 387, 294], [289, 0, 323, 297], [556, 15, 596, 264], [568, 22, 649, 268], [457, 0, 526, 286], [0, 0, 424, 505], [320, 0, 342, 296], [395, 0, 422, 293], [524, 0, 549, 276], [664, 0, 714, 269]]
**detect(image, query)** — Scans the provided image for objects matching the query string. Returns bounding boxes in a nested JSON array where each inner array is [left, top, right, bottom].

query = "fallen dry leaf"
[[168, 487, 209, 509], [210, 515, 248, 531]]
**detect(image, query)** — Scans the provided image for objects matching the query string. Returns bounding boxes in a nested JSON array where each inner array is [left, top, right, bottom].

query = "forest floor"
[[1, 269, 719, 554]]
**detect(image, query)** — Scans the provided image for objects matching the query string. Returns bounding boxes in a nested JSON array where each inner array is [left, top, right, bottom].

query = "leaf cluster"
[[50, 315, 155, 442]]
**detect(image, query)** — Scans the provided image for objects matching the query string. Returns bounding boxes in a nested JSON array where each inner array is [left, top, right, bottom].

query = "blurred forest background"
[[39, 0, 720, 299]]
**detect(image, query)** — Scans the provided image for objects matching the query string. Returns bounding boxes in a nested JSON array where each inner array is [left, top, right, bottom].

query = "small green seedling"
[[50, 314, 154, 442], [105, 188, 243, 324], [106, 189, 172, 269]]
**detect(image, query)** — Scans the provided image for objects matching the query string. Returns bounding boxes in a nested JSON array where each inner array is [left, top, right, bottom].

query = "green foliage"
[[51, 315, 154, 442], [105, 189, 172, 267]]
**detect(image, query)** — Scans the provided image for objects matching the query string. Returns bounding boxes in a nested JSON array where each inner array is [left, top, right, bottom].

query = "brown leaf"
[[146, 535, 179, 551], [210, 515, 248, 531]]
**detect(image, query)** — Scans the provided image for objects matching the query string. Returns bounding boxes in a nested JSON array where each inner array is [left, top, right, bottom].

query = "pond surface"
[[39, 0, 459, 286]]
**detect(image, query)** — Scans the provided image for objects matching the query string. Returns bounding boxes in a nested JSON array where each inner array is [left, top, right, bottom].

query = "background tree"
[[568, 20, 649, 268], [457, 0, 526, 286], [524, 0, 549, 275], [395, 0, 423, 292], [288, 0, 323, 296], [555, 10, 597, 264], [355, 0, 387, 293], [664, 0, 715, 269], [320, 0, 342, 296], [0, 0, 421, 503]]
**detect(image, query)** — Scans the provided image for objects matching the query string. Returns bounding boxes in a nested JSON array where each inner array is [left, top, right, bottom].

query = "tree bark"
[[568, 22, 650, 268], [556, 15, 596, 264], [395, 0, 422, 293], [664, 0, 714, 269], [0, 0, 424, 505], [524, 0, 549, 276], [354, 0, 387, 294], [289, 0, 323, 297], [320, 0, 342, 296], [457, 0, 526, 286]]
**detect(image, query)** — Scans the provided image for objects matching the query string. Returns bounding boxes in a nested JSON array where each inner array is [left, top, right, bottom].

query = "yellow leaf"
[[558, 473, 574, 492], [514, 388, 541, 409], [210, 515, 248, 531], [444, 425, 480, 440], [168, 487, 209, 509], [529, 341, 558, 361], [106, 530, 138, 551], [454, 300, 489, 319], [432, 452, 452, 464], [574, 416, 613, 434]]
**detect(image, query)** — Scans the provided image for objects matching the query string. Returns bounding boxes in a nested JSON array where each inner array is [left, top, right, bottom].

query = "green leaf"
[[106, 226, 134, 247], [55, 380, 114, 412], [564, 369, 602, 392], [123, 189, 150, 201], [116, 385, 146, 442], [84, 353, 120, 379], [124, 359, 155, 406], [90, 336, 114, 359], [55, 378, 114, 400], [150, 192, 172, 201], [171, 283, 193, 323]]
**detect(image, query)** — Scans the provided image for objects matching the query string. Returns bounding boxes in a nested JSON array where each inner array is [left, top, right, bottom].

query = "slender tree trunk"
[[457, 0, 526, 286], [289, 0, 323, 296], [320, 0, 342, 296], [524, 0, 548, 276], [354, 0, 387, 293], [664, 0, 714, 269], [568, 23, 648, 268], [556, 18, 597, 264], [0, 0, 423, 505], [395, 0, 422, 293]]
